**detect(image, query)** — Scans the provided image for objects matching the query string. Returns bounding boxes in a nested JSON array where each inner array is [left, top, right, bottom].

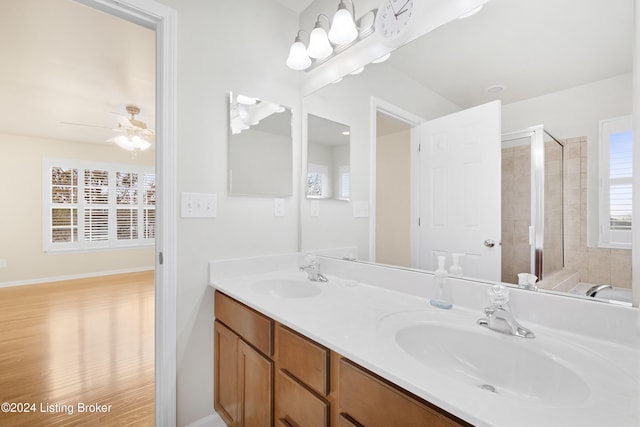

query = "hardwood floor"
[[0, 271, 154, 426]]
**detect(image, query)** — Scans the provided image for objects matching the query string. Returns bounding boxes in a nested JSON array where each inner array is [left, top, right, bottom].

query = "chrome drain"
[[478, 384, 497, 393]]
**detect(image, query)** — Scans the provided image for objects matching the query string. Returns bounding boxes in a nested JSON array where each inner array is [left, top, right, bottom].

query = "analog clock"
[[375, 0, 418, 46]]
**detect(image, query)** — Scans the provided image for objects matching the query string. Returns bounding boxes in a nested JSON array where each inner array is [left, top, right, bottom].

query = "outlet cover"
[[274, 198, 285, 217]]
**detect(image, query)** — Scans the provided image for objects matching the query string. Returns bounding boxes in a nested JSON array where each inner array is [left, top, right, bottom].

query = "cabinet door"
[[214, 320, 239, 426], [238, 339, 273, 426]]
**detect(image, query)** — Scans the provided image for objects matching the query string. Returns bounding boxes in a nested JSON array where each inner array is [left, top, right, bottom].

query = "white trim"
[[0, 266, 154, 289], [598, 115, 633, 249], [184, 413, 226, 427], [369, 97, 424, 265], [73, 1, 178, 425]]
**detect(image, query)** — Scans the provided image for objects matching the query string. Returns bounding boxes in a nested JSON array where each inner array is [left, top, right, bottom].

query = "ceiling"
[[274, 0, 315, 13], [0, 0, 155, 146], [0, 0, 632, 147], [388, 0, 633, 108]]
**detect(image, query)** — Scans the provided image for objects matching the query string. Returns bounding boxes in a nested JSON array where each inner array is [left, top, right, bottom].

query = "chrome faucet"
[[299, 259, 328, 283], [477, 285, 535, 338], [585, 284, 612, 298]]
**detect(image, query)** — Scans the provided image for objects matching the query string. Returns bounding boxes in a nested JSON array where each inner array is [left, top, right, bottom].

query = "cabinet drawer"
[[277, 325, 329, 395], [339, 359, 468, 427], [276, 370, 329, 427], [338, 413, 363, 427], [215, 291, 273, 356]]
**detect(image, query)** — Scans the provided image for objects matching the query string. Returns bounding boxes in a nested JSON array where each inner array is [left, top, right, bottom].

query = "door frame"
[[369, 97, 424, 264], [74, 0, 178, 425]]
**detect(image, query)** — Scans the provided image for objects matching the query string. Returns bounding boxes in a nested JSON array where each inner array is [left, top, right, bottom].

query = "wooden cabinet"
[[275, 370, 329, 427], [214, 320, 239, 425], [238, 340, 273, 426], [275, 325, 330, 427], [277, 325, 329, 395], [339, 359, 470, 427], [214, 291, 469, 427], [214, 292, 274, 427]]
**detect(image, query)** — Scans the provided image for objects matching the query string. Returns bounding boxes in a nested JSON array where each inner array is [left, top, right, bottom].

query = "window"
[[599, 115, 632, 248], [44, 159, 155, 252], [307, 163, 330, 198]]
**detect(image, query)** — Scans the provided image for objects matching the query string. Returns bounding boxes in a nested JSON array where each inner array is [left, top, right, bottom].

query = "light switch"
[[274, 198, 285, 217], [0, 259, 6, 269], [181, 192, 217, 218]]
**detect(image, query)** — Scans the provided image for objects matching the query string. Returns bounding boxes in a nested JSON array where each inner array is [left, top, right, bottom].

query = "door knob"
[[484, 239, 495, 248]]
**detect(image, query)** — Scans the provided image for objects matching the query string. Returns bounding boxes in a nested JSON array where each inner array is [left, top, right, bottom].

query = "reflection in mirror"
[[300, 0, 634, 305], [228, 92, 293, 196], [306, 114, 351, 200]]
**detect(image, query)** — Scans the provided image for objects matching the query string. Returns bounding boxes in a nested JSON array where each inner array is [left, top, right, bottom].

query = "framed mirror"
[[300, 0, 634, 304], [228, 92, 293, 197], [306, 114, 351, 201]]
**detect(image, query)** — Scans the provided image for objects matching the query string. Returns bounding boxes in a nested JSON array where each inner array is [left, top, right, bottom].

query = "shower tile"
[[587, 248, 611, 285], [611, 255, 632, 288], [566, 157, 581, 175]]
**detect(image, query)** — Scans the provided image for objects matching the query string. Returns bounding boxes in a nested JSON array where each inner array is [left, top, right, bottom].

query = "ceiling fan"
[[61, 104, 154, 152]]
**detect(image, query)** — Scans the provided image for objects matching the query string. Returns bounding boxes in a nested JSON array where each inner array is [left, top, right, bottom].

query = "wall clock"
[[375, 0, 419, 46]]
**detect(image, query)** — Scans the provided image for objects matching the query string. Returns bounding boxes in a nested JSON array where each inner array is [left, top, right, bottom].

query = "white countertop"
[[209, 255, 640, 427]]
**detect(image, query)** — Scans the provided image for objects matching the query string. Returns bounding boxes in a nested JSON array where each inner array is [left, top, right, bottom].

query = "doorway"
[[0, 0, 177, 424]]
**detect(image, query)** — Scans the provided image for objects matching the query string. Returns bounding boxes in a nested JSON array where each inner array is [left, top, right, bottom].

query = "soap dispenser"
[[430, 256, 453, 309], [449, 253, 464, 277]]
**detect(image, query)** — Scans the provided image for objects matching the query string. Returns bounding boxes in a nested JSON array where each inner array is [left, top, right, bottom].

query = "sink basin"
[[395, 322, 590, 405], [251, 278, 321, 298]]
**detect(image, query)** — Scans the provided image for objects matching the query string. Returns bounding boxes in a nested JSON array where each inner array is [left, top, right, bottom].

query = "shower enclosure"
[[501, 125, 564, 284]]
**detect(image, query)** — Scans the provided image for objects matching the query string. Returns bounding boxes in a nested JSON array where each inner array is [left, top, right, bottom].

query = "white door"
[[416, 100, 501, 281]]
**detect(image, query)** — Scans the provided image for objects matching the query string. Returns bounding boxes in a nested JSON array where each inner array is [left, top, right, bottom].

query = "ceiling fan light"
[[109, 134, 151, 152], [286, 37, 311, 70], [328, 4, 358, 45]]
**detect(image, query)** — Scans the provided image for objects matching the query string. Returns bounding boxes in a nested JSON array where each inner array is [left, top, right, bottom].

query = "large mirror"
[[228, 92, 293, 196], [300, 0, 634, 305], [306, 114, 351, 200]]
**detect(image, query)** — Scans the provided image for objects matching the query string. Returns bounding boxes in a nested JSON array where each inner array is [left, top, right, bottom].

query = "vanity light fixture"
[[286, 30, 312, 70], [328, 0, 358, 45], [349, 66, 365, 75], [286, 0, 376, 71], [308, 15, 333, 59]]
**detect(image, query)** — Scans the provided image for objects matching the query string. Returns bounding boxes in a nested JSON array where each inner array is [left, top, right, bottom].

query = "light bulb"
[[308, 25, 333, 59], [286, 37, 311, 70], [328, 5, 358, 45]]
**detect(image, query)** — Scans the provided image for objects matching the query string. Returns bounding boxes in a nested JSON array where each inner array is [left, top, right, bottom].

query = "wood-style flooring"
[[0, 271, 154, 426]]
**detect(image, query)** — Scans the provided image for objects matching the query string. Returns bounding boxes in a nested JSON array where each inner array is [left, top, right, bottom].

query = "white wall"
[[154, 1, 300, 425], [0, 133, 155, 285]]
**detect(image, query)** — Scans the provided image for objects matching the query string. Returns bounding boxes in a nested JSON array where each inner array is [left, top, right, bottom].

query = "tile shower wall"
[[500, 137, 630, 287], [563, 137, 632, 288], [501, 145, 531, 284]]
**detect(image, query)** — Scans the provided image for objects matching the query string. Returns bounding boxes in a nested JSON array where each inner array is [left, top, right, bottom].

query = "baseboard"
[[0, 266, 154, 289], [184, 413, 226, 427]]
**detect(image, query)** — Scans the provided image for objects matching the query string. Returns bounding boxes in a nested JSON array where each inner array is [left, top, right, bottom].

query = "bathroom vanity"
[[214, 290, 468, 427], [209, 254, 640, 427]]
